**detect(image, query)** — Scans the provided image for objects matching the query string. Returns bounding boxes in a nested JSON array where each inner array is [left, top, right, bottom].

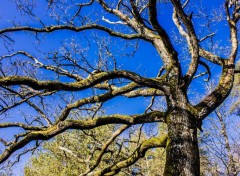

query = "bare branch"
[[95, 134, 168, 176], [82, 124, 130, 175], [199, 33, 215, 42], [0, 25, 143, 40], [195, 61, 235, 119], [198, 60, 211, 82], [171, 0, 199, 85], [0, 70, 168, 92], [199, 48, 225, 66]]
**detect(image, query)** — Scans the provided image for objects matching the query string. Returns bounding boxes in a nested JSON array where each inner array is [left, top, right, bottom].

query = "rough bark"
[[164, 108, 200, 176]]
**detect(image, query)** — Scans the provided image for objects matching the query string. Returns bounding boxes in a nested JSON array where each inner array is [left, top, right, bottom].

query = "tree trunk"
[[164, 108, 200, 176]]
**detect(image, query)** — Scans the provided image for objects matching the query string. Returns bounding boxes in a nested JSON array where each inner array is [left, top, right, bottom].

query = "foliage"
[[24, 125, 166, 176]]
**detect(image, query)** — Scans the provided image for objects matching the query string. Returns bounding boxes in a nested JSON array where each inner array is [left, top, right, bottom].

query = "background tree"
[[0, 0, 239, 175], [24, 124, 167, 176], [199, 72, 240, 176]]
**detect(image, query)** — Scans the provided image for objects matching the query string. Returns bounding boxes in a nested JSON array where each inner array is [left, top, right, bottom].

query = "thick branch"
[[0, 70, 167, 91], [171, 0, 199, 84], [0, 24, 143, 40], [130, 0, 145, 25], [98, 0, 143, 33], [0, 111, 166, 164], [95, 134, 168, 176], [149, 0, 179, 70], [195, 62, 235, 119], [199, 48, 225, 66]]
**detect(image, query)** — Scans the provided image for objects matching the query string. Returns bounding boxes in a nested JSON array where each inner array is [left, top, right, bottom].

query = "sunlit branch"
[[182, 0, 190, 8], [0, 51, 82, 81], [123, 88, 165, 98], [82, 125, 130, 176], [193, 72, 208, 80], [0, 70, 167, 92], [148, 0, 179, 72], [96, 82, 165, 98], [199, 33, 215, 42], [195, 62, 235, 119], [0, 86, 53, 125], [198, 60, 211, 82], [0, 122, 44, 130], [58, 146, 86, 163], [0, 111, 166, 164], [171, 0, 199, 84], [102, 16, 127, 25], [199, 48, 225, 66], [95, 134, 168, 176]]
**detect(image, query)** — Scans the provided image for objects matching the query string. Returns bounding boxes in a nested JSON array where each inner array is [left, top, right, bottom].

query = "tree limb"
[[95, 134, 168, 176], [0, 24, 143, 40], [0, 111, 166, 164]]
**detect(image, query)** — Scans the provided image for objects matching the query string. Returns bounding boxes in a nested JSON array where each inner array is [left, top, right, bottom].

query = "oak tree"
[[0, 0, 239, 175]]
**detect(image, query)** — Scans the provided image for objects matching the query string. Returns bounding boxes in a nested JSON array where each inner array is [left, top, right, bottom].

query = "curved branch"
[[195, 0, 239, 119], [56, 81, 167, 122], [123, 88, 165, 98], [0, 51, 83, 81], [171, 0, 199, 85], [82, 124, 130, 176], [195, 62, 235, 119], [1, 51, 166, 98], [56, 82, 139, 121], [198, 60, 211, 82], [130, 0, 145, 25], [0, 111, 166, 164], [0, 70, 167, 91], [95, 134, 168, 176], [0, 122, 44, 131], [0, 24, 143, 40], [199, 48, 225, 66]]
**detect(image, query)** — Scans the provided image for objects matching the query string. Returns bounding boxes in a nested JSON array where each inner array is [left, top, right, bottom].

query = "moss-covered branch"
[[0, 111, 166, 164], [95, 134, 168, 176], [0, 70, 168, 92]]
